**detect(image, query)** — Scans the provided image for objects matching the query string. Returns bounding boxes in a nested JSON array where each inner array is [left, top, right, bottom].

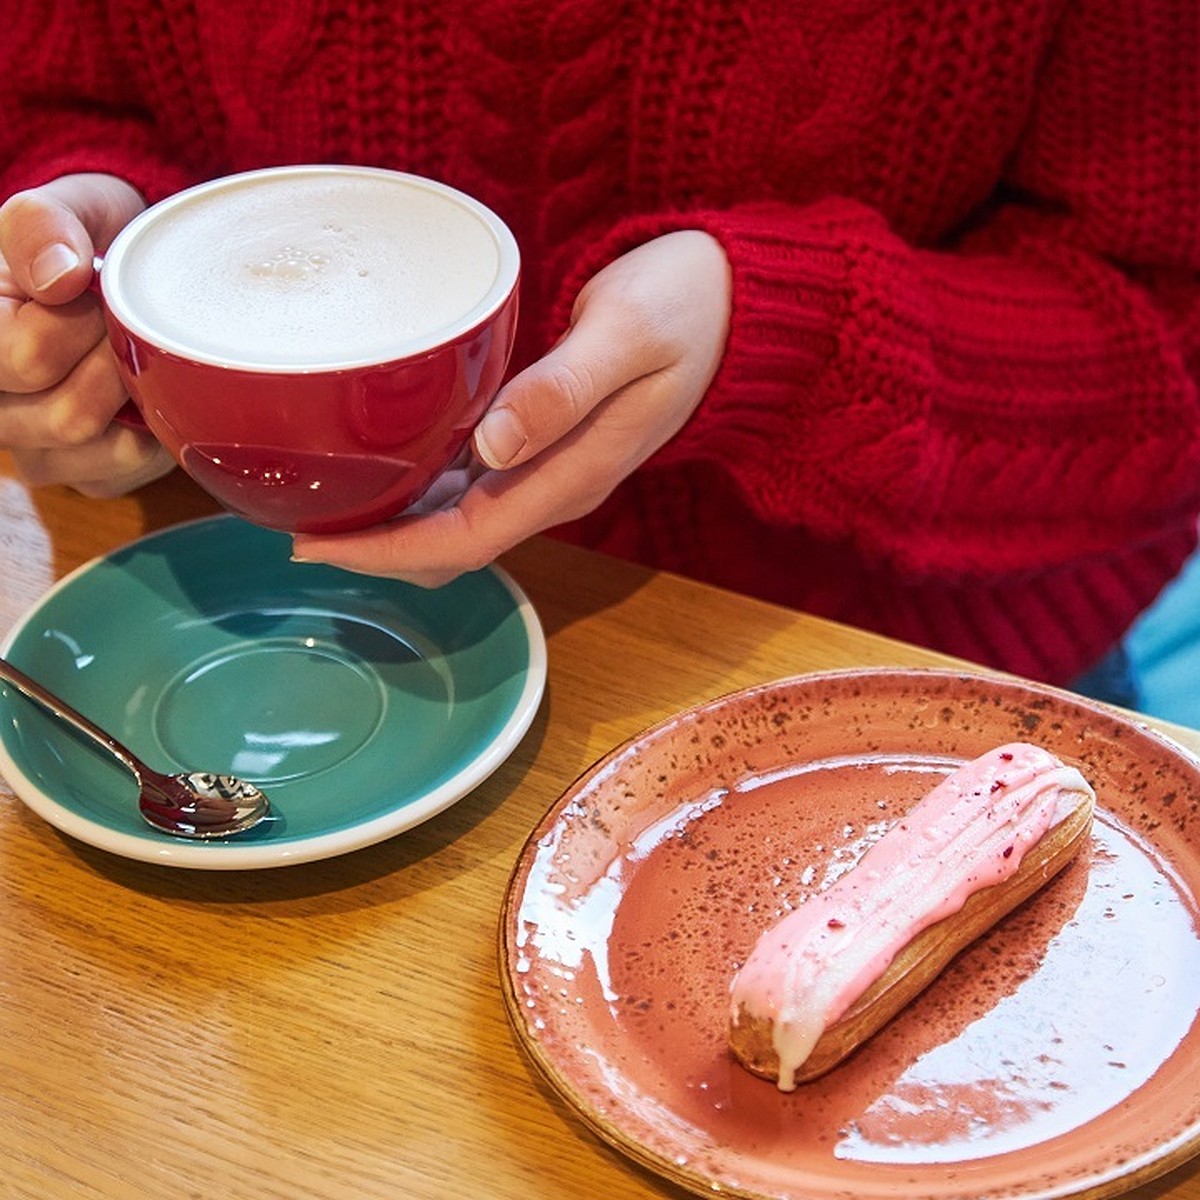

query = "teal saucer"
[[0, 515, 545, 868]]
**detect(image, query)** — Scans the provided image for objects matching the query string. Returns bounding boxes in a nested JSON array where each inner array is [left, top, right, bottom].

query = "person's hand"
[[0, 173, 174, 496], [292, 229, 731, 584]]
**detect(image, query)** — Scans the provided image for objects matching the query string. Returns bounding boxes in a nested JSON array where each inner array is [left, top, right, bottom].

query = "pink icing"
[[729, 742, 1094, 1091]]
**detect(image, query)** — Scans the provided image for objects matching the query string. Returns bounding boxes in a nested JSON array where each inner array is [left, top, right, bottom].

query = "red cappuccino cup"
[[97, 165, 520, 534]]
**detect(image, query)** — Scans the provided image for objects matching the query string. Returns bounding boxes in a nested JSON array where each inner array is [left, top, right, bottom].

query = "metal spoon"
[[0, 656, 270, 839]]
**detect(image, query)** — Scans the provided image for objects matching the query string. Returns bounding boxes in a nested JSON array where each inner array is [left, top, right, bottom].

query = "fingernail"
[[475, 408, 527, 469], [30, 242, 81, 292]]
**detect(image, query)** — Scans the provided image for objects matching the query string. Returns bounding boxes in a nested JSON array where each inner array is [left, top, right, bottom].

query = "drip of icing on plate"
[[729, 742, 1095, 1090]]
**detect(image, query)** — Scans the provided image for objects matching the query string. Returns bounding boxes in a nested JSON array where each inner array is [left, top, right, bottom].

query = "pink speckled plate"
[[500, 668, 1200, 1200]]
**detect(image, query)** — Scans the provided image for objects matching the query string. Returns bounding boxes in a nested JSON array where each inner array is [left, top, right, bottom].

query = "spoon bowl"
[[0, 656, 270, 839]]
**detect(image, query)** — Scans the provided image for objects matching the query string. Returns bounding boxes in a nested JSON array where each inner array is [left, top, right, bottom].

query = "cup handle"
[[91, 254, 149, 430]]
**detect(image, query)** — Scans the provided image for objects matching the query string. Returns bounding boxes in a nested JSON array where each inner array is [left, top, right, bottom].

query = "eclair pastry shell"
[[729, 784, 1095, 1085]]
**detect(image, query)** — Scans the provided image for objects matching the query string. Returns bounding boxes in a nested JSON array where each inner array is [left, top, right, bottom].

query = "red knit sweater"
[[3, 0, 1199, 684]]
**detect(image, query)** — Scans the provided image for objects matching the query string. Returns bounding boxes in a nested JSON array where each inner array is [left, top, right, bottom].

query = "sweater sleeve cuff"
[[549, 198, 929, 543]]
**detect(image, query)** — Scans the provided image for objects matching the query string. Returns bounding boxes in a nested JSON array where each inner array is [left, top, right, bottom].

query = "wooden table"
[[1, 455, 1197, 1200]]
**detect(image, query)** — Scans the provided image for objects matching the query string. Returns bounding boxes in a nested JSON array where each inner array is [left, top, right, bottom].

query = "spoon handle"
[[0, 656, 140, 778]]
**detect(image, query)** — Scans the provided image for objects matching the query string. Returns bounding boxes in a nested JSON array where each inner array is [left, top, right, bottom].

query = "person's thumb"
[[472, 278, 660, 471], [0, 173, 144, 304]]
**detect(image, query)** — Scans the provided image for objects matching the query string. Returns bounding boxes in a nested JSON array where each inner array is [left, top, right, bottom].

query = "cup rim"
[[98, 164, 521, 374]]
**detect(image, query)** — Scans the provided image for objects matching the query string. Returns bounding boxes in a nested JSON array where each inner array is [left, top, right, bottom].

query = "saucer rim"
[[0, 515, 546, 870]]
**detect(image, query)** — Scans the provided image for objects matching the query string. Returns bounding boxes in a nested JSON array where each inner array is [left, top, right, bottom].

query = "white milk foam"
[[116, 172, 504, 367]]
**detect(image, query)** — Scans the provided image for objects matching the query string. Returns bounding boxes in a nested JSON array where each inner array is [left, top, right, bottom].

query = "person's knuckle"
[[4, 301, 102, 393], [4, 325, 57, 391], [0, 190, 41, 238], [541, 358, 595, 424], [446, 507, 506, 573], [46, 394, 109, 445]]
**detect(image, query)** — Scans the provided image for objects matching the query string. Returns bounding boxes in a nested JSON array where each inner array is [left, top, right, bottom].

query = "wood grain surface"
[[1, 453, 1197, 1200]]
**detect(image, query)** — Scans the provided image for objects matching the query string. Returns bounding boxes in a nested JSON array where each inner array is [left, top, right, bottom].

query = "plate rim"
[[0, 514, 546, 870], [499, 665, 1200, 1200]]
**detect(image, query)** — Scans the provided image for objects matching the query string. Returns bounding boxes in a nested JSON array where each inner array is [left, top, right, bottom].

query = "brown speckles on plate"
[[500, 668, 1200, 1200]]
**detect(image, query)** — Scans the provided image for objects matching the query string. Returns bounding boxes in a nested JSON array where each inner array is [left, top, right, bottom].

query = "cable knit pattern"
[[2, 0, 1199, 683]]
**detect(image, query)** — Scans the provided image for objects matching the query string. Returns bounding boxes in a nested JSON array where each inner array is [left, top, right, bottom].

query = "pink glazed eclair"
[[729, 742, 1096, 1090]]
